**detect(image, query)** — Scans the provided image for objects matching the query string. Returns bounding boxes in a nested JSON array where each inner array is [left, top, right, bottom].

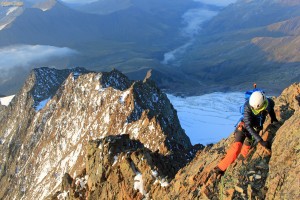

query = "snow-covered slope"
[[168, 92, 244, 144], [0, 4, 23, 30], [0, 95, 15, 106]]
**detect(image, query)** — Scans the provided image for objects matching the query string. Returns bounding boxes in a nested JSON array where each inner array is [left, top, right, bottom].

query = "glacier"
[[168, 92, 245, 145]]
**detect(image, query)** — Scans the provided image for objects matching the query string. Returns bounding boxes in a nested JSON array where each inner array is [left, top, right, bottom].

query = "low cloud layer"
[[0, 45, 77, 94], [194, 0, 238, 7], [0, 45, 77, 70]]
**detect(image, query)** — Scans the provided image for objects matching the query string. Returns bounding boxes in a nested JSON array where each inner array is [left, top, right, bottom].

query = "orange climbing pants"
[[217, 130, 252, 172]]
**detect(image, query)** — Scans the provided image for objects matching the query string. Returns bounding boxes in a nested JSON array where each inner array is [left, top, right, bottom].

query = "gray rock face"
[[56, 133, 201, 200], [0, 103, 5, 114], [31, 67, 90, 108]]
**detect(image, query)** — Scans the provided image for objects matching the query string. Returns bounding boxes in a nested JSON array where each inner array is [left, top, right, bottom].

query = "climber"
[[213, 90, 278, 175]]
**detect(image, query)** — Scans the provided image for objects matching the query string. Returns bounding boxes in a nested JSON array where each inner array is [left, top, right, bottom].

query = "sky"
[[194, 0, 238, 6], [60, 0, 238, 6], [60, 0, 97, 4]]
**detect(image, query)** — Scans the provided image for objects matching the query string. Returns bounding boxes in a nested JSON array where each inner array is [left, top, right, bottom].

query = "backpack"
[[235, 84, 265, 127]]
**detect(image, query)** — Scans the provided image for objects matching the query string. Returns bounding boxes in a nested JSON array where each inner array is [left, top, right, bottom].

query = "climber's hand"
[[272, 121, 281, 129], [259, 140, 271, 149], [259, 140, 271, 155]]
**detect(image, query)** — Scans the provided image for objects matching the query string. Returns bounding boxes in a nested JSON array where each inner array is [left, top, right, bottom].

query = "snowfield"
[[168, 92, 244, 145], [0, 95, 15, 106]]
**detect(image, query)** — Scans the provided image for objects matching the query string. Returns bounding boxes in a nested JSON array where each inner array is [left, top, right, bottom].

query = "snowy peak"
[[0, 0, 63, 31], [0, 1, 24, 30]]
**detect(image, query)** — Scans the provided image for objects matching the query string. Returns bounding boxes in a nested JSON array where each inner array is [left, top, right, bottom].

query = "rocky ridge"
[[0, 67, 299, 199], [0, 67, 198, 200]]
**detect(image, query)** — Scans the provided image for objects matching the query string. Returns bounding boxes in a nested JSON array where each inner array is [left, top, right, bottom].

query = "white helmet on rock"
[[249, 91, 266, 110]]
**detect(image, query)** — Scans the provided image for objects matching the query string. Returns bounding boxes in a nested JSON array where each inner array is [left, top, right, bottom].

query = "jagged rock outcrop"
[[0, 67, 197, 200], [0, 103, 5, 113], [265, 83, 300, 200], [31, 67, 90, 108], [58, 134, 186, 200], [0, 67, 90, 199]]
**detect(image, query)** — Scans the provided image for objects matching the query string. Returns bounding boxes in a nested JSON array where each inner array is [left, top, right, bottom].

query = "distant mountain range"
[[0, 0, 200, 95], [0, 0, 190, 45], [180, 0, 300, 94], [0, 0, 299, 96]]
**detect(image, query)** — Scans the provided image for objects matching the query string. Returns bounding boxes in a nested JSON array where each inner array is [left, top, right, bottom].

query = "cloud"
[[0, 45, 77, 94], [162, 1, 237, 66], [162, 8, 218, 65], [182, 8, 218, 37], [162, 42, 193, 65], [193, 0, 238, 7], [0, 45, 77, 70]]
